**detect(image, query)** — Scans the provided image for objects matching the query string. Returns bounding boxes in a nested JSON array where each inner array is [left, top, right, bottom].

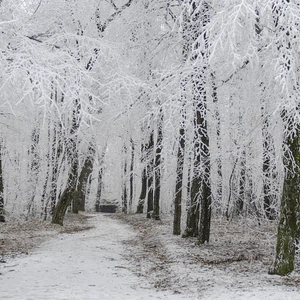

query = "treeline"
[[0, 1, 299, 276]]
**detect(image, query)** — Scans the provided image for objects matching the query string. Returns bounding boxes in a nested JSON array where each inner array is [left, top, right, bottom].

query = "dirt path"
[[0, 213, 184, 300]]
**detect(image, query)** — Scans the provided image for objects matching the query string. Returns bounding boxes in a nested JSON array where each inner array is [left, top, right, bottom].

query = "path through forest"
[[0, 213, 183, 300], [0, 213, 299, 299]]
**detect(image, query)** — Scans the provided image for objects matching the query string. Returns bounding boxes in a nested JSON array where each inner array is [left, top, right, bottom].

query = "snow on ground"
[[0, 213, 185, 300], [0, 213, 300, 300]]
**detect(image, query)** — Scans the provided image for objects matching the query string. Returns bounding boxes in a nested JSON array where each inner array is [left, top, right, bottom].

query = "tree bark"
[[236, 151, 246, 216], [211, 72, 222, 206], [41, 120, 51, 219], [26, 126, 40, 217], [72, 154, 94, 213], [52, 99, 80, 225], [269, 129, 300, 275], [183, 167, 200, 238], [122, 145, 128, 214], [173, 123, 185, 235], [153, 113, 163, 220], [136, 167, 147, 213], [262, 110, 276, 220], [129, 139, 135, 213], [146, 132, 154, 218], [52, 160, 78, 225], [95, 168, 103, 212], [0, 145, 5, 223], [181, 1, 212, 243]]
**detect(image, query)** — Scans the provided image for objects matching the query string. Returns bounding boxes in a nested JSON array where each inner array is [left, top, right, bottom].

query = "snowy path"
[[0, 213, 184, 300], [1, 213, 299, 300]]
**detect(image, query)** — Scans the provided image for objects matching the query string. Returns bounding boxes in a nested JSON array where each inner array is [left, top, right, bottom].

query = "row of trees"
[[0, 0, 299, 275]]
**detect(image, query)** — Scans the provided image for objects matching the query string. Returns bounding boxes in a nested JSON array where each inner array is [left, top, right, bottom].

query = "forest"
[[0, 0, 299, 279]]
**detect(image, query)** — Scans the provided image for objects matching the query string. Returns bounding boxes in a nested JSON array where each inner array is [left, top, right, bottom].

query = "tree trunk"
[[122, 145, 128, 214], [95, 168, 103, 212], [183, 169, 200, 238], [262, 113, 276, 220], [27, 126, 40, 217], [236, 151, 246, 215], [49, 121, 63, 215], [0, 146, 5, 223], [136, 167, 147, 213], [72, 154, 94, 213], [198, 111, 211, 244], [153, 113, 163, 220], [146, 132, 154, 219], [226, 158, 238, 220], [181, 1, 212, 243], [52, 161, 78, 226], [269, 130, 300, 275], [173, 124, 185, 235], [52, 99, 80, 225], [211, 72, 222, 206], [129, 139, 135, 213], [41, 120, 51, 219]]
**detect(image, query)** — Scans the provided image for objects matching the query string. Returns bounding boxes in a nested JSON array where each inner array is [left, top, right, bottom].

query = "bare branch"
[[217, 60, 250, 88], [32, 0, 43, 16], [96, 0, 134, 33], [109, 0, 118, 11]]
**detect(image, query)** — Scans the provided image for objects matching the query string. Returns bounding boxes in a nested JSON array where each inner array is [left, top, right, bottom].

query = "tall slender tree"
[[0, 142, 4, 222], [153, 110, 163, 220]]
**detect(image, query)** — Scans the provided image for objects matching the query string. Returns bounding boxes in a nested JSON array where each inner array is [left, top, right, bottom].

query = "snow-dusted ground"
[[1, 213, 299, 300]]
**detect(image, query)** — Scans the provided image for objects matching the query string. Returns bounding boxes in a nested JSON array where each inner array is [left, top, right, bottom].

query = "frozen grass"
[[114, 214, 300, 298]]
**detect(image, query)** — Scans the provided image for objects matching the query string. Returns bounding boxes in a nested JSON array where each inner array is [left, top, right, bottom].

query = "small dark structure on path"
[[95, 199, 118, 213]]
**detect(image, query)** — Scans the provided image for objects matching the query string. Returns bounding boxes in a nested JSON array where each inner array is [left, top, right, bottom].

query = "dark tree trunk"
[[129, 139, 135, 213], [183, 86, 211, 242], [0, 146, 5, 223], [183, 174, 200, 238], [197, 3, 212, 245], [269, 5, 300, 274], [236, 151, 246, 215], [146, 132, 154, 219], [136, 167, 147, 213], [173, 123, 185, 235], [122, 181, 128, 214], [198, 113, 211, 244], [136, 142, 147, 213], [262, 113, 277, 220], [95, 168, 103, 212], [181, 1, 212, 243], [198, 163, 211, 244], [153, 113, 163, 220], [147, 172, 153, 219], [27, 126, 40, 217], [72, 153, 94, 213], [49, 121, 63, 215], [52, 99, 80, 225], [95, 147, 106, 212], [269, 128, 300, 276], [226, 158, 238, 220], [122, 145, 128, 214], [52, 160, 78, 225], [183, 129, 202, 238], [173, 2, 189, 233], [41, 120, 51, 219]]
